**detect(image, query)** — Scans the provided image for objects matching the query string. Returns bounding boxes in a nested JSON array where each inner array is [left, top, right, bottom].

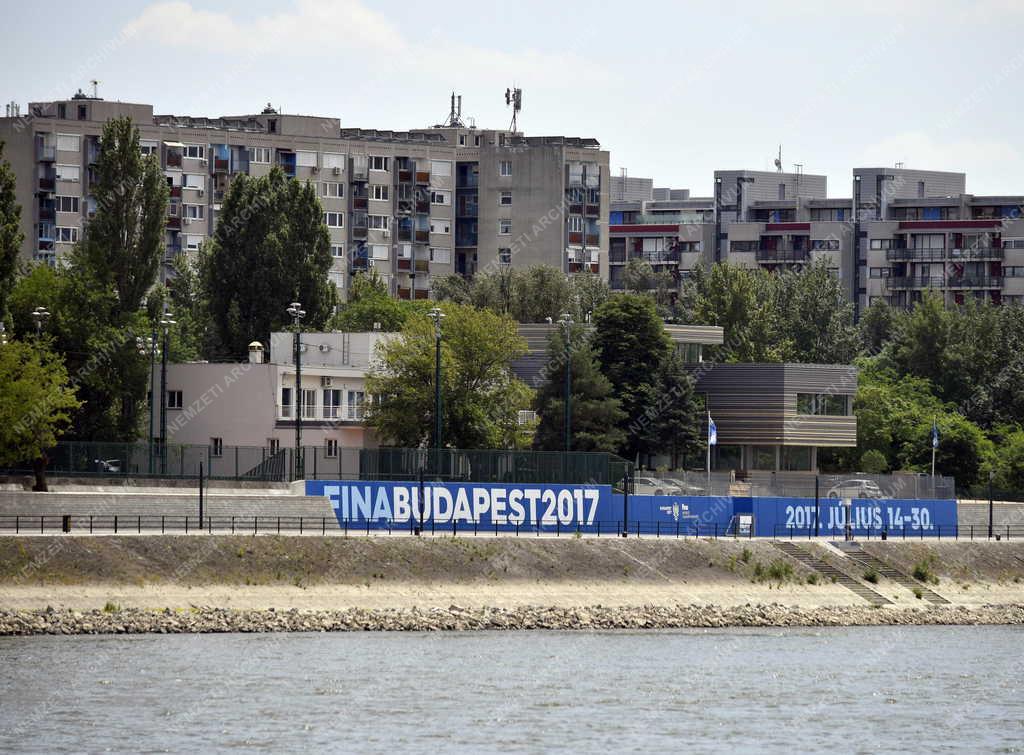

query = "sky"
[[2, 0, 1022, 197]]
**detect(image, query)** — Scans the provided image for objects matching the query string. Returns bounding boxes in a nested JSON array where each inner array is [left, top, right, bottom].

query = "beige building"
[[0, 92, 609, 300]]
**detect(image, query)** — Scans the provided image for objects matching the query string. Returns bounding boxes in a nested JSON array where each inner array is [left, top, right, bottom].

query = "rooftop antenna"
[[774, 145, 783, 172], [505, 86, 522, 132], [793, 163, 803, 175], [442, 92, 465, 128], [895, 161, 905, 169], [90, 79, 100, 99]]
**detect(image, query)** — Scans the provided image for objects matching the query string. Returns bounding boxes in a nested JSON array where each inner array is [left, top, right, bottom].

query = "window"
[[56, 196, 79, 213], [1002, 239, 1024, 249], [140, 140, 158, 157], [184, 174, 204, 189], [183, 204, 204, 220], [249, 147, 271, 164], [498, 248, 512, 265], [268, 437, 281, 453], [458, 134, 466, 146], [166, 390, 183, 409], [267, 118, 277, 134], [729, 240, 757, 252], [371, 244, 389, 260], [368, 215, 389, 230], [869, 239, 895, 250], [811, 239, 840, 251], [301, 389, 316, 419], [499, 160, 512, 177], [797, 393, 849, 416], [330, 244, 345, 258], [474, 135, 481, 146], [55, 227, 79, 244], [322, 153, 345, 170], [918, 181, 926, 198], [321, 182, 343, 198], [430, 190, 450, 205], [323, 389, 342, 419], [280, 387, 292, 418], [184, 235, 202, 251], [55, 164, 80, 182], [296, 151, 318, 168], [431, 219, 451, 234], [1003, 266, 1024, 278], [347, 391, 365, 420], [430, 247, 451, 264], [325, 438, 339, 458], [324, 212, 344, 228], [370, 184, 389, 201], [56, 134, 80, 152], [369, 156, 390, 172], [500, 191, 512, 206], [870, 267, 883, 278], [210, 437, 223, 458], [568, 216, 583, 233], [183, 144, 206, 160], [77, 104, 87, 120], [499, 219, 512, 235], [431, 160, 451, 177]]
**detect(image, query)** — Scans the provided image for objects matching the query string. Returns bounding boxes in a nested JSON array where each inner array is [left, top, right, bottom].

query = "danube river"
[[1, 626, 1021, 752]]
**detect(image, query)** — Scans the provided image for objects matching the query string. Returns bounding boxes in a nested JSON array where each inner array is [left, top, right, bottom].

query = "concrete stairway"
[[0, 491, 334, 519], [832, 542, 950, 604], [772, 541, 892, 606]]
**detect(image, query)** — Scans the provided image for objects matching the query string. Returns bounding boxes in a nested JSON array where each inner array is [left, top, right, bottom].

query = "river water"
[[1, 626, 1022, 753]]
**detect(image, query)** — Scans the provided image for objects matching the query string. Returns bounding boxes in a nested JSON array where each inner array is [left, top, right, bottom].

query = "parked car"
[[662, 477, 706, 495], [827, 478, 883, 499], [94, 458, 122, 474], [633, 476, 683, 496]]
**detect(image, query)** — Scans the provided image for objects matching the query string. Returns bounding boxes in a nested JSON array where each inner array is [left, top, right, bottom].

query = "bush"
[[806, 573, 820, 585], [740, 547, 752, 564], [913, 587, 923, 600], [863, 568, 879, 584], [912, 557, 939, 584], [860, 449, 888, 474], [102, 601, 120, 613]]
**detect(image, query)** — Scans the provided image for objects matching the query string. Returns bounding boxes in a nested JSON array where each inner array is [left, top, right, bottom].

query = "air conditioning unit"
[[311, 166, 319, 174], [197, 188, 204, 197], [320, 376, 333, 387], [381, 228, 391, 238], [183, 217, 192, 225], [332, 166, 341, 176], [318, 343, 330, 354]]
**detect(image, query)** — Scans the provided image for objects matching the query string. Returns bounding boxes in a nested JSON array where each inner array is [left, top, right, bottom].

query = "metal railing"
[[772, 524, 1023, 540]]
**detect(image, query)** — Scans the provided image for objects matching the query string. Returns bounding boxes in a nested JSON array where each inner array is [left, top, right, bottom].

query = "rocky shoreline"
[[2, 603, 1023, 635]]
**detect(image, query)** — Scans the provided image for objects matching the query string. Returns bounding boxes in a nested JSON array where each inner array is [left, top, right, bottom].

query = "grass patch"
[[753, 559, 795, 584], [102, 601, 120, 613], [912, 587, 923, 600], [740, 547, 752, 564], [806, 573, 820, 586], [863, 568, 879, 585], [912, 556, 939, 585]]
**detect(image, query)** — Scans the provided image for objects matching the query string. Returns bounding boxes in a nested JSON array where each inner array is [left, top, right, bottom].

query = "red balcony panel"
[[569, 231, 583, 244], [899, 220, 1002, 230], [585, 234, 600, 246], [166, 216, 181, 230], [170, 186, 182, 198], [166, 153, 182, 168], [415, 230, 430, 243], [609, 224, 679, 234], [764, 222, 810, 231], [415, 171, 430, 184], [414, 289, 430, 300], [397, 287, 411, 300], [353, 196, 368, 210], [398, 169, 413, 183], [397, 258, 411, 271]]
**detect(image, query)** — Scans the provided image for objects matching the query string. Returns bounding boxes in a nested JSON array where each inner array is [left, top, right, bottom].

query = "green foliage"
[[775, 261, 859, 364], [985, 426, 1024, 492], [0, 141, 23, 317], [73, 117, 168, 317], [860, 449, 889, 474], [642, 347, 706, 468], [863, 568, 879, 584], [859, 299, 899, 355], [203, 167, 337, 359], [432, 265, 609, 323], [740, 547, 752, 564], [0, 340, 82, 468], [330, 270, 426, 332], [912, 556, 938, 585], [591, 294, 673, 459], [366, 303, 532, 448], [532, 324, 626, 453]]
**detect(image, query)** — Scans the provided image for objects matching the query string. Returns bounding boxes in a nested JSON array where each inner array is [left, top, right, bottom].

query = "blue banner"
[[305, 481, 958, 537]]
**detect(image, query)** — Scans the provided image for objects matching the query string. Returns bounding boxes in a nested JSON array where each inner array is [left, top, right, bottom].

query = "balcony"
[[755, 248, 811, 263], [585, 204, 600, 218], [948, 276, 1003, 289], [212, 157, 229, 173], [352, 225, 368, 240], [456, 203, 478, 218], [397, 199, 414, 215], [882, 248, 1003, 262], [397, 258, 411, 271], [166, 152, 182, 169], [415, 171, 430, 185], [415, 229, 430, 244], [886, 276, 1004, 290], [568, 203, 584, 215], [397, 286, 411, 299], [414, 258, 429, 273], [353, 196, 368, 211], [568, 232, 583, 245], [37, 145, 56, 162], [396, 227, 413, 242], [416, 199, 430, 214], [585, 233, 600, 247], [170, 186, 182, 199], [87, 143, 101, 164], [39, 205, 56, 223], [398, 169, 413, 183], [38, 177, 55, 193], [166, 216, 181, 230]]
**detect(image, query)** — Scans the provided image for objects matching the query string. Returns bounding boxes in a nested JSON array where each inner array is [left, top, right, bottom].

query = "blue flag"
[[931, 419, 939, 449], [708, 413, 717, 446]]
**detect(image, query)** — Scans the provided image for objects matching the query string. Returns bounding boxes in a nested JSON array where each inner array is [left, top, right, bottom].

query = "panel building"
[[0, 92, 609, 300]]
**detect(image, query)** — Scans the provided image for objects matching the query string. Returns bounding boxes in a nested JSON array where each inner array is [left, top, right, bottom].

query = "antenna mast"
[[442, 92, 465, 128], [774, 145, 782, 172], [90, 79, 101, 99], [505, 86, 522, 132]]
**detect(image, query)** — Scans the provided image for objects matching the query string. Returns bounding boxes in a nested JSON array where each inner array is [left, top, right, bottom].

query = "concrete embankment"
[[2, 536, 1024, 632]]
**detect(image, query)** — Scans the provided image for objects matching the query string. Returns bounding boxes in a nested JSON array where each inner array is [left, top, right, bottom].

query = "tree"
[[366, 303, 532, 448], [73, 117, 167, 317], [644, 348, 706, 469], [0, 340, 82, 491], [886, 291, 950, 392], [986, 426, 1024, 493], [330, 270, 425, 332], [859, 299, 899, 356], [860, 449, 888, 474], [510, 266, 571, 323], [776, 260, 859, 364], [532, 325, 626, 453], [567, 274, 610, 322], [0, 141, 23, 318], [203, 167, 336, 359], [591, 294, 672, 459]]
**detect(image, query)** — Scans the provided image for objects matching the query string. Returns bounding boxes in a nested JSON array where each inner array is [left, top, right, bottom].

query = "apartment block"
[[0, 92, 609, 300], [610, 165, 1024, 313]]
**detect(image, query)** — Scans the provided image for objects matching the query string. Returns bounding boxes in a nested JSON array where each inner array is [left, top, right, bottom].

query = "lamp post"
[[287, 301, 306, 480], [137, 333, 159, 474], [427, 307, 445, 453], [31, 306, 50, 339], [559, 313, 573, 453], [159, 310, 175, 475], [0, 322, 7, 345]]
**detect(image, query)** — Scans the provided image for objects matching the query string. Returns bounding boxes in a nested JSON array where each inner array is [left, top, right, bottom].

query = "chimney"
[[248, 341, 265, 364]]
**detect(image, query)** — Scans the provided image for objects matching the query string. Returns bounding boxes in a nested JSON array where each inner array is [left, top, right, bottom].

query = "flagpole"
[[931, 416, 937, 480], [706, 410, 711, 494]]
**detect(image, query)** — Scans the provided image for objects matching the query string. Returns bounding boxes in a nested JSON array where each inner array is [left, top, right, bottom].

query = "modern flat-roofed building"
[[0, 92, 609, 301]]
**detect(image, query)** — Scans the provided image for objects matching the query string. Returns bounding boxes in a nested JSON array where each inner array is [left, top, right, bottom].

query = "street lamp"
[[0, 322, 7, 345], [159, 309, 175, 475], [137, 334, 160, 474], [31, 306, 50, 338], [559, 313, 573, 452], [287, 301, 306, 480], [427, 307, 445, 452]]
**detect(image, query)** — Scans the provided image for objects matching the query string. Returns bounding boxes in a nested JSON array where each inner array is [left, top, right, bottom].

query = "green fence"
[[2, 442, 633, 487]]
